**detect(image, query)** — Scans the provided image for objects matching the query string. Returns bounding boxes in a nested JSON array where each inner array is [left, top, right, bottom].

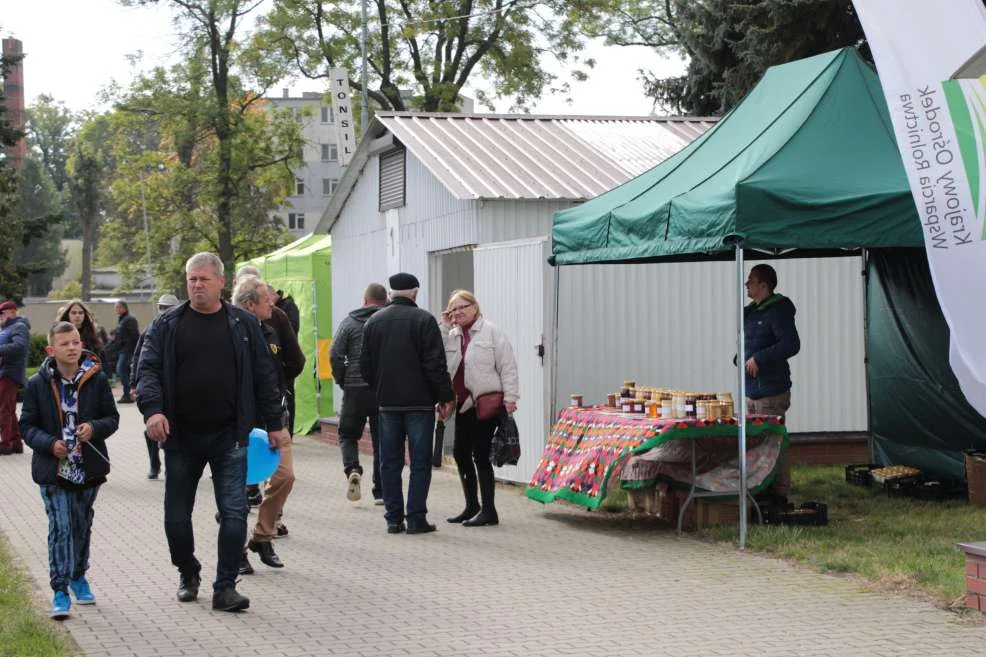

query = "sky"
[[3, 0, 685, 117]]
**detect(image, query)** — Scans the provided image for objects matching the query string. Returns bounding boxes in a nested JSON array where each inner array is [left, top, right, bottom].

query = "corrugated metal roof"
[[376, 113, 717, 201]]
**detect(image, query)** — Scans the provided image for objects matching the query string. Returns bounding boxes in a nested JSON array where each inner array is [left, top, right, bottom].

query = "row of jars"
[[596, 381, 736, 419]]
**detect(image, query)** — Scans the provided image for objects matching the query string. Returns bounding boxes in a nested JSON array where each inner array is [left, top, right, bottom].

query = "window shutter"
[[379, 147, 406, 211]]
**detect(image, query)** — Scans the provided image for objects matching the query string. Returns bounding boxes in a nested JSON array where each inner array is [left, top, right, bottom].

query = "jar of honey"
[[607, 393, 618, 408], [660, 397, 672, 418], [645, 400, 659, 418], [570, 394, 583, 408], [632, 399, 645, 414], [696, 400, 708, 420], [684, 394, 697, 418], [621, 398, 634, 414]]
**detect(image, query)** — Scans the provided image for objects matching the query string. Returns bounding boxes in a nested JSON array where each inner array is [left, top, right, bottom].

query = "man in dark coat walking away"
[[360, 273, 455, 535], [330, 283, 387, 504], [743, 263, 800, 496], [110, 301, 140, 403]]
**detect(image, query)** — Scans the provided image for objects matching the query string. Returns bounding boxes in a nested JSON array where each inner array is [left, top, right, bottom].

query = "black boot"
[[447, 469, 480, 523], [463, 469, 499, 527]]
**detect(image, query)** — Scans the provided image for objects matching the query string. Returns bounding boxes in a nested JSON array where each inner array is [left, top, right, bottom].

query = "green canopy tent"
[[551, 47, 986, 545], [242, 234, 333, 434]]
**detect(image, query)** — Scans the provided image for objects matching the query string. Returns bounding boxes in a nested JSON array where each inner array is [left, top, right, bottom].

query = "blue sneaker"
[[69, 577, 95, 605], [49, 590, 71, 619]]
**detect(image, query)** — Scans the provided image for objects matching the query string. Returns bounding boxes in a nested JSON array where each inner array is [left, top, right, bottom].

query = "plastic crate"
[[757, 500, 828, 526], [844, 463, 881, 487], [885, 476, 967, 501]]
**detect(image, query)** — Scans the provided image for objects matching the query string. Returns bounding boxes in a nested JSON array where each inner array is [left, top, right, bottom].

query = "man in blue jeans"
[[137, 252, 288, 612], [110, 301, 139, 403], [360, 273, 454, 535]]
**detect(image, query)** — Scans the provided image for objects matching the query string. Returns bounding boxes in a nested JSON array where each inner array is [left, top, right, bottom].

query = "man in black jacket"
[[110, 301, 140, 403], [137, 252, 289, 612], [360, 273, 454, 535], [743, 263, 800, 496], [331, 282, 387, 504]]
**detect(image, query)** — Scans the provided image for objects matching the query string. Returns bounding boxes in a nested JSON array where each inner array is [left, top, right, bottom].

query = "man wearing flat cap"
[[360, 273, 455, 534], [0, 300, 29, 455]]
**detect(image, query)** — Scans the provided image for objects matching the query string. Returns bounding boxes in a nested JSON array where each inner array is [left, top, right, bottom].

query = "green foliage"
[[28, 334, 48, 368], [94, 44, 297, 292], [49, 280, 82, 300], [14, 158, 67, 297], [604, 0, 865, 115], [254, 0, 620, 115], [25, 94, 76, 195]]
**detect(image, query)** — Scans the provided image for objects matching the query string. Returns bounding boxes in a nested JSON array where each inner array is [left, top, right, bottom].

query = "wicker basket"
[[965, 451, 986, 507]]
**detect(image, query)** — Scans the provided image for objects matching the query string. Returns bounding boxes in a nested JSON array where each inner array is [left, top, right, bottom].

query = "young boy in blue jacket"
[[20, 321, 119, 620]]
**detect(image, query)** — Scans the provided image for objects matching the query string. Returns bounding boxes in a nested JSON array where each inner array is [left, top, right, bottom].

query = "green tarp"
[[867, 249, 986, 480], [243, 234, 333, 434], [551, 48, 923, 265]]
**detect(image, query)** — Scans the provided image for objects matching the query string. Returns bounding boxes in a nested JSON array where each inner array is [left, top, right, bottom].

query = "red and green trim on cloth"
[[524, 406, 789, 510]]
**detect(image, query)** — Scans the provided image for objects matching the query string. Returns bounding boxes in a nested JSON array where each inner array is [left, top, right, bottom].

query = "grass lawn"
[[0, 535, 69, 656], [692, 465, 986, 608]]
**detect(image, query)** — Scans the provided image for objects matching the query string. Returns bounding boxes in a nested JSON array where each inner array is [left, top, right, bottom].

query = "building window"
[[288, 213, 305, 230], [321, 143, 339, 162], [321, 106, 333, 123], [295, 178, 305, 195], [379, 147, 406, 210], [322, 178, 339, 195]]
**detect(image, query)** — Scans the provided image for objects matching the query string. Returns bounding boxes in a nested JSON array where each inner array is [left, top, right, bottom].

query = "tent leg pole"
[[736, 244, 748, 550], [550, 264, 561, 422]]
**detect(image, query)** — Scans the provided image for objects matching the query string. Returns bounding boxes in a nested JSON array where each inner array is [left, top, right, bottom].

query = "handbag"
[[473, 391, 504, 420], [490, 409, 520, 467], [432, 419, 445, 468]]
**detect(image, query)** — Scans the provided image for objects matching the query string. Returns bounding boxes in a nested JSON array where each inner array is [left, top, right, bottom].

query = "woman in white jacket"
[[441, 290, 519, 527]]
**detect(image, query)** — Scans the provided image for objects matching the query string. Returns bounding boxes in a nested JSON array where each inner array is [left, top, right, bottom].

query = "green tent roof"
[[551, 48, 924, 265]]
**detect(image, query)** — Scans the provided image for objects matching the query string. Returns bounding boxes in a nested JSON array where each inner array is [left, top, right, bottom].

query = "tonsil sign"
[[330, 68, 357, 167]]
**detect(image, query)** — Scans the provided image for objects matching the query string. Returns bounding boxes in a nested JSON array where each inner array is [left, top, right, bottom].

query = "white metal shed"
[[317, 113, 866, 484]]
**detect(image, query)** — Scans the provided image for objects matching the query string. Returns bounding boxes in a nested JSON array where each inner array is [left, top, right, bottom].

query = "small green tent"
[[243, 234, 332, 433], [550, 47, 986, 488]]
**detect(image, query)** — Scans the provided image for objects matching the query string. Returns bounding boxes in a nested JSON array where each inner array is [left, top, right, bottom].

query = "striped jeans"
[[40, 484, 100, 592]]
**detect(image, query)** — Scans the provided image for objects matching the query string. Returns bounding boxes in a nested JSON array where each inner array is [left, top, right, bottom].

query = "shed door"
[[473, 237, 549, 484]]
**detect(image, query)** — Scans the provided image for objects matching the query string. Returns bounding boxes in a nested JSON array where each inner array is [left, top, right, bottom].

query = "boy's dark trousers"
[[40, 484, 100, 592]]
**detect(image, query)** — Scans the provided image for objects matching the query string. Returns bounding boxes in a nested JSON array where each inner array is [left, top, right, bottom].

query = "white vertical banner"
[[854, 0, 986, 416], [329, 68, 357, 167]]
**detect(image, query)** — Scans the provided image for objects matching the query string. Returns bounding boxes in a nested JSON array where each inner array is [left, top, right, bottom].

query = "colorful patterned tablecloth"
[[524, 406, 789, 510]]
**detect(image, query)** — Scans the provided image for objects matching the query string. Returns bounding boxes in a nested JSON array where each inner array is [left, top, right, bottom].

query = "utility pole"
[[360, 0, 370, 135]]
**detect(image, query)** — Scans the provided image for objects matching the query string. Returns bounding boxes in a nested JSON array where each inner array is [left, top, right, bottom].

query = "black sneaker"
[[246, 486, 263, 507], [212, 586, 250, 612], [147, 469, 159, 480], [117, 395, 134, 404], [239, 551, 254, 575], [177, 572, 201, 602], [407, 521, 437, 535]]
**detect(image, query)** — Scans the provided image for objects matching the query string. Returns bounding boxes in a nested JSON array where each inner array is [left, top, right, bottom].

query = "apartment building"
[[267, 90, 344, 236]]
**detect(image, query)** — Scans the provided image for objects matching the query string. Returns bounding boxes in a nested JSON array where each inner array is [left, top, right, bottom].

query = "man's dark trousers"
[[163, 428, 247, 592], [378, 411, 434, 527], [338, 386, 381, 499]]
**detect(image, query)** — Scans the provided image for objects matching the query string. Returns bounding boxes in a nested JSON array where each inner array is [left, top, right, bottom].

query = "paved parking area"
[[1, 404, 985, 656]]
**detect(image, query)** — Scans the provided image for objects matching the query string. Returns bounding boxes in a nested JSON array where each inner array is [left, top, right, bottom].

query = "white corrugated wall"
[[554, 256, 866, 433]]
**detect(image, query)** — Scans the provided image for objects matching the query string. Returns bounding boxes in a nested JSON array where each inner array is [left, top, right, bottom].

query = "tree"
[[95, 52, 301, 293], [254, 0, 620, 114], [123, 0, 301, 279], [67, 116, 109, 301], [14, 158, 67, 296], [26, 94, 76, 194], [0, 44, 25, 301], [601, 0, 865, 115]]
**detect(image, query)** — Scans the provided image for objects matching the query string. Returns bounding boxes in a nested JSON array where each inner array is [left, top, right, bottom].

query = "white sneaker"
[[346, 472, 362, 502]]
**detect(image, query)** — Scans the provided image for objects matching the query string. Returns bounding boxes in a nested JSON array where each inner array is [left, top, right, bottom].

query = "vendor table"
[[525, 406, 789, 529]]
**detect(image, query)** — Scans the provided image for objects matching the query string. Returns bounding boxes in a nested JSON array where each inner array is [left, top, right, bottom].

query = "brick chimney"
[[2, 37, 26, 169]]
